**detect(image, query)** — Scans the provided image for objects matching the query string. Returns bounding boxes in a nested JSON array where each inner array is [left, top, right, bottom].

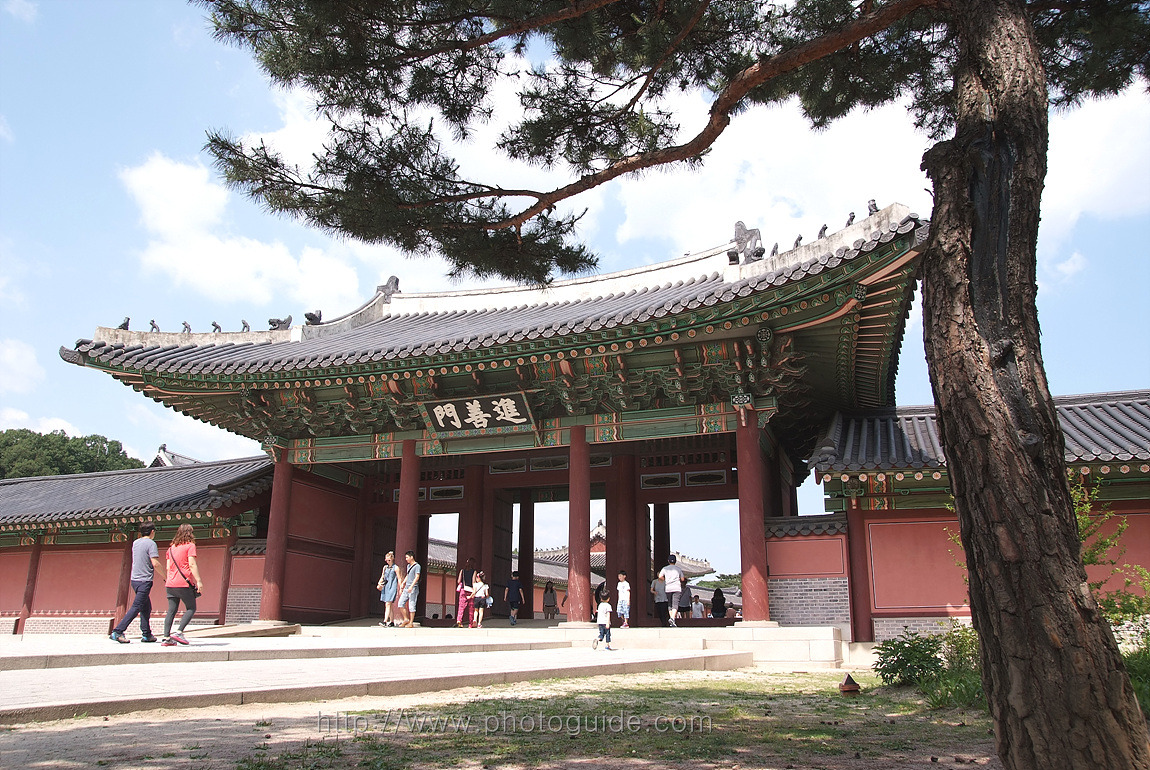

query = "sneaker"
[[161, 637, 177, 647], [109, 631, 129, 644], [621, 622, 629, 628], [605, 645, 613, 651], [510, 617, 516, 626], [140, 634, 158, 643], [169, 631, 189, 645], [592, 638, 599, 649], [669, 619, 677, 627]]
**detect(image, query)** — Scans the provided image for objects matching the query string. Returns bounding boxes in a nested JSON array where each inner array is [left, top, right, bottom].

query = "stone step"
[[0, 637, 575, 672], [0, 647, 754, 723]]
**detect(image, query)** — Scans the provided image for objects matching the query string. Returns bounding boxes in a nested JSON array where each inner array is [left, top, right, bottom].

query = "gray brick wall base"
[[873, 616, 971, 642], [226, 586, 263, 625], [767, 577, 850, 626], [23, 617, 114, 635]]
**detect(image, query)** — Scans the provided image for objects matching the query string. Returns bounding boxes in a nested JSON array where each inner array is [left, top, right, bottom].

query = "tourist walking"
[[109, 521, 162, 644], [398, 550, 421, 628], [593, 594, 613, 650], [542, 581, 558, 620], [376, 551, 399, 626], [651, 574, 669, 627], [161, 524, 203, 646], [658, 555, 684, 627], [616, 570, 631, 628], [455, 557, 477, 627], [505, 570, 523, 625], [469, 571, 490, 628]]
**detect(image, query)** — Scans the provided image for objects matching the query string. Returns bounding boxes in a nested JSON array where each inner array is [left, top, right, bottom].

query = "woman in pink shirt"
[[162, 524, 204, 646]]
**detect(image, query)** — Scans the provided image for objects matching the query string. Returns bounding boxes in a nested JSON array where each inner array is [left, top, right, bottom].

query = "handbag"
[[168, 546, 200, 597]]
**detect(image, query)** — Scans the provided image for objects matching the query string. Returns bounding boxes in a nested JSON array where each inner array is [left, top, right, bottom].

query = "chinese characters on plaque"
[[425, 393, 534, 437]]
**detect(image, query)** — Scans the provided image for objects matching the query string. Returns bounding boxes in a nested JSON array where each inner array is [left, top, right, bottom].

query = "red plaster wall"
[[230, 555, 266, 586], [1087, 511, 1150, 594], [287, 478, 358, 547], [283, 552, 352, 615], [766, 535, 847, 578], [0, 550, 31, 613], [33, 549, 121, 612], [867, 518, 969, 613]]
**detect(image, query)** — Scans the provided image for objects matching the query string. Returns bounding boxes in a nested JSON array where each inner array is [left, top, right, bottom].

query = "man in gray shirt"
[[110, 521, 162, 643]]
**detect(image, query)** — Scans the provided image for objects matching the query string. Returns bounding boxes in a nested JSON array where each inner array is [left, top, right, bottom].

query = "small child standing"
[[593, 596, 613, 650], [616, 570, 631, 628]]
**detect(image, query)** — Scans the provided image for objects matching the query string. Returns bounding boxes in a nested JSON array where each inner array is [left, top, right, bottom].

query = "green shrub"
[[922, 667, 986, 710], [873, 628, 944, 686], [939, 621, 981, 672], [1122, 626, 1150, 718]]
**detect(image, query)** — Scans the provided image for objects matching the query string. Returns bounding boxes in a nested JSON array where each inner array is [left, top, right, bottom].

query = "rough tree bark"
[[920, 0, 1150, 767]]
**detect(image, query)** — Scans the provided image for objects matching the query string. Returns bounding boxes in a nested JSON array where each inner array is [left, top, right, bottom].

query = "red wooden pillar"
[[459, 464, 485, 568], [635, 503, 651, 624], [259, 458, 293, 621], [846, 497, 874, 642], [395, 439, 420, 561], [351, 478, 375, 618], [736, 407, 771, 622], [518, 494, 535, 619], [653, 502, 670, 570], [15, 537, 42, 635], [113, 536, 134, 627], [216, 526, 237, 625], [415, 514, 430, 619], [566, 425, 592, 623]]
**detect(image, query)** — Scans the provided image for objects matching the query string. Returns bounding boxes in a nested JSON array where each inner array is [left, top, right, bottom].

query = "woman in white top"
[[468, 571, 490, 628]]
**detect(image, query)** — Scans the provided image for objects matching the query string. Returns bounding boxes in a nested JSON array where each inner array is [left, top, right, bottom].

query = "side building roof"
[[808, 390, 1150, 473], [0, 456, 274, 529]]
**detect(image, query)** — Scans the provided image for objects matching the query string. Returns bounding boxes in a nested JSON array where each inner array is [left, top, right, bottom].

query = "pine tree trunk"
[[920, 0, 1150, 767]]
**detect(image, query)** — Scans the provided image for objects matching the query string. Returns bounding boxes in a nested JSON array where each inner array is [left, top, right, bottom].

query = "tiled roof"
[[765, 515, 848, 539], [809, 390, 1150, 472], [424, 538, 577, 585], [533, 544, 713, 578], [0, 457, 273, 527], [63, 207, 924, 377]]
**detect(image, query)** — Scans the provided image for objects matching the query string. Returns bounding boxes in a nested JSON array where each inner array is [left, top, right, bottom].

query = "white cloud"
[[243, 88, 330, 173], [3, 0, 36, 23], [120, 152, 363, 311], [1053, 251, 1087, 280], [0, 115, 13, 143], [0, 407, 77, 436], [0, 339, 44, 394], [610, 95, 934, 261], [1041, 89, 1150, 257], [124, 402, 263, 462]]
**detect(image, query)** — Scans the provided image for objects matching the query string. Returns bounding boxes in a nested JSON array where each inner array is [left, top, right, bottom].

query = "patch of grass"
[[234, 670, 995, 769], [255, 718, 273, 727]]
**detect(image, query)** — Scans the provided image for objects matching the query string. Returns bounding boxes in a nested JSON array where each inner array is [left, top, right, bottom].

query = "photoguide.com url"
[[318, 709, 713, 736]]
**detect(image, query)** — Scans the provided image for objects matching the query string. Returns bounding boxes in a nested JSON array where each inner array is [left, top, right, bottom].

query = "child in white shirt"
[[616, 570, 631, 628], [593, 598, 613, 650]]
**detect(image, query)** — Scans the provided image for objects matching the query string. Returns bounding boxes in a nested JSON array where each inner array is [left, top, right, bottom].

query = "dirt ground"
[[0, 667, 1002, 770]]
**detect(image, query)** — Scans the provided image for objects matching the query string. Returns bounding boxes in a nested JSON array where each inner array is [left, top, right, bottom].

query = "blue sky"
[[1, 1, 1147, 574]]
